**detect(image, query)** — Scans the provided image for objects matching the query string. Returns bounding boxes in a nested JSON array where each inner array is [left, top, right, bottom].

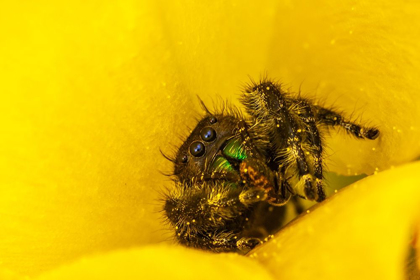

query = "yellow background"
[[0, 0, 419, 278]]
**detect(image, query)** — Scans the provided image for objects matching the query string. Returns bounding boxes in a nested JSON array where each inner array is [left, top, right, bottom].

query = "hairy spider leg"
[[181, 227, 262, 253], [164, 180, 269, 252], [291, 100, 326, 202], [175, 225, 260, 253], [241, 81, 321, 201], [314, 106, 380, 140]]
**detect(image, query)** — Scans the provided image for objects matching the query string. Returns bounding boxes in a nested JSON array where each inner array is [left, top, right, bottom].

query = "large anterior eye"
[[200, 127, 216, 142], [189, 141, 205, 157]]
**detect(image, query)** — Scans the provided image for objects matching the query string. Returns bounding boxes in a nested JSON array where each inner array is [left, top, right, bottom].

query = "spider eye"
[[200, 127, 216, 142], [189, 141, 205, 157], [181, 155, 188, 163], [209, 116, 217, 124]]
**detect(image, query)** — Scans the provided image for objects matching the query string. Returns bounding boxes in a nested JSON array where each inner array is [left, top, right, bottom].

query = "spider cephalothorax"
[[163, 79, 379, 253]]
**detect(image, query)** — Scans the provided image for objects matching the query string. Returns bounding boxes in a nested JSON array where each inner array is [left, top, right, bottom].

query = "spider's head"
[[173, 114, 243, 183]]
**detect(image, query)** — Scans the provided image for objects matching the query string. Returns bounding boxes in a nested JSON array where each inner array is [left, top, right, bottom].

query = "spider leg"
[[313, 106, 379, 140], [164, 180, 267, 252], [241, 81, 321, 201], [177, 230, 261, 253], [292, 100, 326, 201]]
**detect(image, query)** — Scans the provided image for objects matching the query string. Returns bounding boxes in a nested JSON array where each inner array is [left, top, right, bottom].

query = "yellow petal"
[[0, 1, 182, 275], [35, 246, 273, 280]]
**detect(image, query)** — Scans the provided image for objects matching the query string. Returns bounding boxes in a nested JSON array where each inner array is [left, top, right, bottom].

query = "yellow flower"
[[0, 0, 419, 279]]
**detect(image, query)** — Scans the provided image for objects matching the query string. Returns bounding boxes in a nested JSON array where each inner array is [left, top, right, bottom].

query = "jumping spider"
[[163, 79, 379, 253]]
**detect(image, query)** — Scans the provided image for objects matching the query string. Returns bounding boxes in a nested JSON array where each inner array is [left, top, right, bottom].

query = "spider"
[[163, 78, 379, 253]]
